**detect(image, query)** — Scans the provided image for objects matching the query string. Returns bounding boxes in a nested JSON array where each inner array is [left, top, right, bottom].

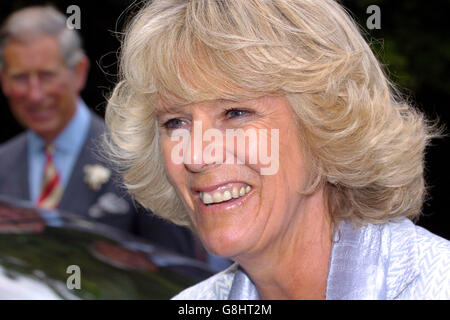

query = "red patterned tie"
[[37, 145, 63, 209]]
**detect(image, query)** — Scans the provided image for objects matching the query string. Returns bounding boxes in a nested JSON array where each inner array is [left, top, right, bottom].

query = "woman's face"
[[157, 96, 310, 259]]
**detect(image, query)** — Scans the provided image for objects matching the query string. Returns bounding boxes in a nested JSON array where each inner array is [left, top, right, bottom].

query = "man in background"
[[0, 5, 196, 258]]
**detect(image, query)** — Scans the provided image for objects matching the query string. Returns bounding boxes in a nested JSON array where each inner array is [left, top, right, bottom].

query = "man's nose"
[[27, 75, 45, 102]]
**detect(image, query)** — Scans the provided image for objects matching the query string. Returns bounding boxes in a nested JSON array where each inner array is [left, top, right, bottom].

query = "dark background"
[[1, 0, 449, 239]]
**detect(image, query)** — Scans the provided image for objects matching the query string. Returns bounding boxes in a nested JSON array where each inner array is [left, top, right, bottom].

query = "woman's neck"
[[234, 189, 333, 300]]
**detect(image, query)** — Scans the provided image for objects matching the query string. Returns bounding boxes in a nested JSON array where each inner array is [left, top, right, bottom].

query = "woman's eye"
[[163, 118, 186, 129], [225, 108, 251, 119]]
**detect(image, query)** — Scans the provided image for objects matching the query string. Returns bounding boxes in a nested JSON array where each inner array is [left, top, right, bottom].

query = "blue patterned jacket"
[[173, 218, 450, 300]]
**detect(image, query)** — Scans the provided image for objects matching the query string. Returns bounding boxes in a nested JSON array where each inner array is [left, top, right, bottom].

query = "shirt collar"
[[27, 99, 91, 154]]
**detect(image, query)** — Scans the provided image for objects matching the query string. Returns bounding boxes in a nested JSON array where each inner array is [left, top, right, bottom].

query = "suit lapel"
[[0, 133, 30, 202], [16, 136, 30, 201], [59, 113, 105, 216]]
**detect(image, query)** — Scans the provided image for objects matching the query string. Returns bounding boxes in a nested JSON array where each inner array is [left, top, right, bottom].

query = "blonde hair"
[[105, 0, 442, 228]]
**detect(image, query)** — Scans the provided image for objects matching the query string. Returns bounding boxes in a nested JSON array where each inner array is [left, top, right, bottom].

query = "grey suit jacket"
[[0, 112, 196, 257]]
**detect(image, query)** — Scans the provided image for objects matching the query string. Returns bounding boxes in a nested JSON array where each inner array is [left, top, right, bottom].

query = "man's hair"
[[0, 5, 85, 70]]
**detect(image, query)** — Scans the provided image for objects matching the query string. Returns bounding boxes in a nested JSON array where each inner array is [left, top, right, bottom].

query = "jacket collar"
[[383, 219, 420, 299]]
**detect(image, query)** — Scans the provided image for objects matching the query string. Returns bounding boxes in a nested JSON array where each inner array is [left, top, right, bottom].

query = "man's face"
[[0, 35, 87, 142]]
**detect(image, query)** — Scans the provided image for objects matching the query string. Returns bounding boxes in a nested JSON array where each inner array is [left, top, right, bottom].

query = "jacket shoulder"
[[0, 133, 28, 177], [0, 132, 27, 158], [172, 263, 238, 300], [88, 112, 106, 133], [396, 223, 450, 299]]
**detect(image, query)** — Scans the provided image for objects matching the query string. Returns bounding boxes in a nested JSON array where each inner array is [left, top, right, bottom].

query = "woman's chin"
[[200, 229, 251, 259]]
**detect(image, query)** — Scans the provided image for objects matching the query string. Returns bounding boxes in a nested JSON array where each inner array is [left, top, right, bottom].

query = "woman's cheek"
[[230, 127, 279, 176], [161, 139, 181, 180]]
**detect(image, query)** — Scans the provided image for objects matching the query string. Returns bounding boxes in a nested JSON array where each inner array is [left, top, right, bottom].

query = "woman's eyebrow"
[[215, 99, 252, 108], [217, 98, 245, 104], [156, 104, 187, 115]]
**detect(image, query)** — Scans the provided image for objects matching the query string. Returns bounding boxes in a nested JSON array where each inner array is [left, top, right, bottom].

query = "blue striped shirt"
[[27, 100, 91, 204]]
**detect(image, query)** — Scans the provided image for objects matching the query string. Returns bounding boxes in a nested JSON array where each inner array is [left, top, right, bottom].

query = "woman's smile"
[[198, 182, 252, 205]]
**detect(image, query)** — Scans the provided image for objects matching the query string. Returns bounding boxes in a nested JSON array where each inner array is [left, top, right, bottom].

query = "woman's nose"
[[183, 120, 225, 173]]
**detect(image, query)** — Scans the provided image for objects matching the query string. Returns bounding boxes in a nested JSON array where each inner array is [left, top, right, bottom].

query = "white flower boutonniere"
[[83, 164, 111, 191]]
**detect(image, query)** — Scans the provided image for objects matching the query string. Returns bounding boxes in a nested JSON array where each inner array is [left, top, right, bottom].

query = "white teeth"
[[202, 192, 213, 204], [213, 192, 223, 203], [223, 190, 232, 201], [200, 185, 252, 205], [232, 187, 239, 198]]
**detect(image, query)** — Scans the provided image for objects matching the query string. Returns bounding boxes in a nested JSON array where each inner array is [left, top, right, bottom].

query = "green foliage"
[[341, 0, 450, 101]]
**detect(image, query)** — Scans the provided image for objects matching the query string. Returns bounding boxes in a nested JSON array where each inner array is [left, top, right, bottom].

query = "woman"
[[105, 0, 449, 299]]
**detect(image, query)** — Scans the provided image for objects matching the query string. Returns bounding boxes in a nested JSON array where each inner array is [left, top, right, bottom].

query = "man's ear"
[[73, 55, 90, 93]]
